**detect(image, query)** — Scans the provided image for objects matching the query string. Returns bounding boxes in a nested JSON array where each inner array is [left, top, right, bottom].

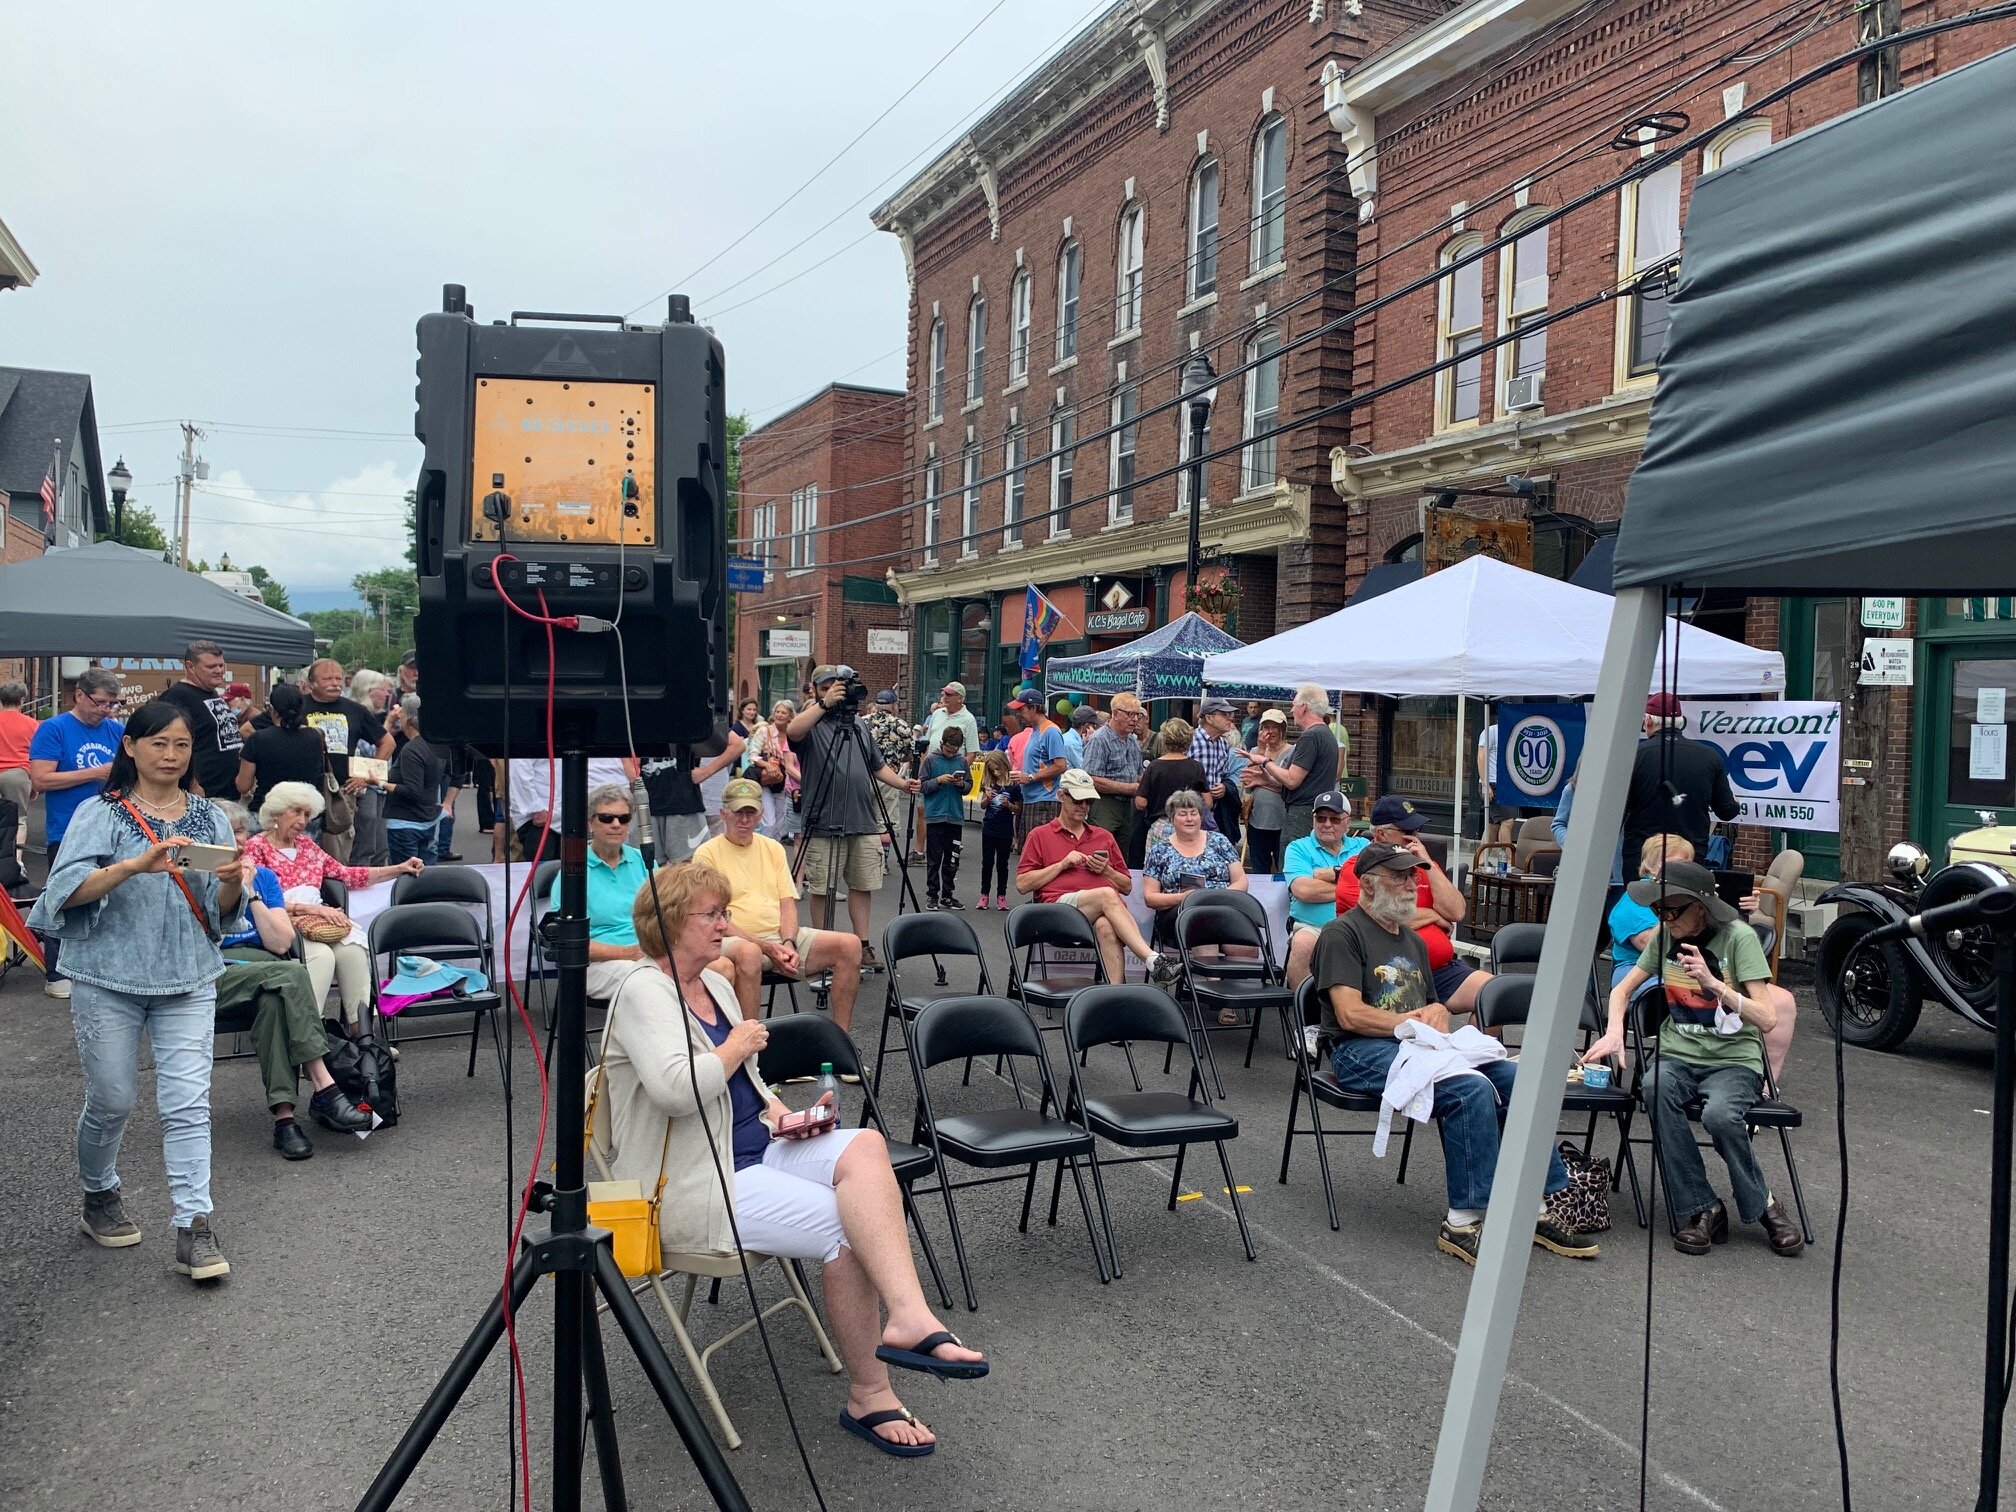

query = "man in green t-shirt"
[[1589, 859, 1803, 1257]]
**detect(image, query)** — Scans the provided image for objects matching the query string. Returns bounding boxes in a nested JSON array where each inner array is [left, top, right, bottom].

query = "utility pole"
[[176, 421, 205, 570], [1837, 0, 1905, 880]]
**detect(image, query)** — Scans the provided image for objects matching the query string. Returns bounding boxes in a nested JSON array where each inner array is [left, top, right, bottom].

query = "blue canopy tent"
[[1042, 612, 1282, 703]]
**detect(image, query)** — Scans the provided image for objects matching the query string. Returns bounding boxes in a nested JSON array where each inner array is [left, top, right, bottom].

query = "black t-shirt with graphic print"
[[1313, 907, 1434, 1039]]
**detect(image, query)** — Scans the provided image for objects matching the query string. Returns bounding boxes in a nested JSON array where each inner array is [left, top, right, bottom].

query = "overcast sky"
[[2, 0, 1100, 600]]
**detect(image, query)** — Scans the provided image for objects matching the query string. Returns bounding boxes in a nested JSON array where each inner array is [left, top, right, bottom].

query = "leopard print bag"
[[1552, 1141, 1613, 1234]]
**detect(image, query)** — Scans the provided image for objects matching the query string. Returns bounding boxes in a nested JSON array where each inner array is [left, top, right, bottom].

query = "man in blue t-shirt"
[[27, 669, 127, 997], [1282, 791, 1367, 991], [1008, 698, 1068, 847]]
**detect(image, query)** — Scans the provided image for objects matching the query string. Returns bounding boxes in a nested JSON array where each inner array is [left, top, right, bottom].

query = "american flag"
[[39, 461, 57, 544]]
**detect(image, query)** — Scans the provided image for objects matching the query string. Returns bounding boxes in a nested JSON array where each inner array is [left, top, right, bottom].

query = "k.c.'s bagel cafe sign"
[[1086, 608, 1150, 635], [1680, 701, 1841, 832]]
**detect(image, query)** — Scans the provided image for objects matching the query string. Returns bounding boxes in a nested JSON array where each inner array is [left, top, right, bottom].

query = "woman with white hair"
[[240, 780, 420, 1024]]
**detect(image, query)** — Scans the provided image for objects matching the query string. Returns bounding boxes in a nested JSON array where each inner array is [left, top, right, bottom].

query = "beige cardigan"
[[593, 961, 769, 1257]]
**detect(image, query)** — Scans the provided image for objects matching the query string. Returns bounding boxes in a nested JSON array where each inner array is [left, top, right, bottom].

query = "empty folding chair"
[[1063, 985, 1255, 1274], [904, 995, 1108, 1310], [366, 901, 505, 1077], [1173, 890, 1296, 1093], [760, 1011, 952, 1309], [1489, 921, 1546, 976], [1277, 977, 1414, 1232], [391, 864, 495, 956], [873, 911, 994, 1094]]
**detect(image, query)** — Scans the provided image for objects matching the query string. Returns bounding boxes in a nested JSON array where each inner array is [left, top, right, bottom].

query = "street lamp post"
[[107, 456, 132, 543], [1180, 351, 1219, 593]]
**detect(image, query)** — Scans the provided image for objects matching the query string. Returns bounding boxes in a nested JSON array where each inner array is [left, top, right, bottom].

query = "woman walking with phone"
[[28, 700, 246, 1283]]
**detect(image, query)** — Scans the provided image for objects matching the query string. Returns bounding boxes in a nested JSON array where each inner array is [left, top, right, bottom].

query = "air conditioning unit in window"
[[1504, 373, 1544, 412]]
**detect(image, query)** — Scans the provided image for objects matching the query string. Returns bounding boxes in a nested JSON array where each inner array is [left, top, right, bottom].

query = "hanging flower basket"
[[1190, 574, 1242, 630]]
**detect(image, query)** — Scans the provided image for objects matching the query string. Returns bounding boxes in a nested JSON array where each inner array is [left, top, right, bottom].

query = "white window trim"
[[966, 296, 987, 405], [927, 319, 945, 422], [1187, 156, 1220, 301], [1107, 386, 1137, 527], [1115, 205, 1145, 337], [922, 452, 941, 566], [1703, 120, 1773, 172], [1048, 413, 1074, 541], [1055, 241, 1081, 364], [1008, 270, 1032, 383], [785, 484, 819, 576], [1435, 235, 1486, 432], [1250, 114, 1287, 274], [959, 446, 981, 560], [1003, 427, 1025, 548], [1241, 329, 1281, 495], [1495, 210, 1550, 415], [1613, 160, 1683, 391]]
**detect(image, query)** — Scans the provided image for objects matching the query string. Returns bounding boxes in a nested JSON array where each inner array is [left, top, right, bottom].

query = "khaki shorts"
[[758, 927, 824, 979], [800, 833, 883, 895]]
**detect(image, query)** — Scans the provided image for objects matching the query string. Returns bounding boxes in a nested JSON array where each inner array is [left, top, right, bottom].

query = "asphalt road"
[[3, 803, 2011, 1510]]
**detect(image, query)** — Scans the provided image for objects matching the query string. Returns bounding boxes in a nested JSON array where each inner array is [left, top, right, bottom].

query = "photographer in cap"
[[787, 664, 920, 968]]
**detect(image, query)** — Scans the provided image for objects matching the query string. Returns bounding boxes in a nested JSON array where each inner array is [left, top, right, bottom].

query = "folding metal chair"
[[904, 994, 1108, 1311], [1277, 977, 1414, 1232], [1063, 985, 1254, 1274], [873, 911, 993, 1094], [1489, 921, 1546, 975], [1172, 890, 1295, 1093], [366, 901, 504, 1077], [391, 864, 494, 955]]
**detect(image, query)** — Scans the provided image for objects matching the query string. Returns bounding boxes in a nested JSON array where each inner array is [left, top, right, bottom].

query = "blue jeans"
[[386, 824, 433, 864], [1649, 1056, 1769, 1223], [1331, 1035, 1568, 1211], [70, 981, 217, 1226]]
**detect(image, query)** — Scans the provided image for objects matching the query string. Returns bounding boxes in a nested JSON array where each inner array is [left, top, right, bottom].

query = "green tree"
[[244, 563, 292, 616], [353, 563, 420, 657], [98, 501, 171, 557]]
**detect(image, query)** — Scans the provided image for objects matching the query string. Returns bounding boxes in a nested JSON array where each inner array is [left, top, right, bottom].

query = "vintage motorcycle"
[[1816, 814, 2016, 1049]]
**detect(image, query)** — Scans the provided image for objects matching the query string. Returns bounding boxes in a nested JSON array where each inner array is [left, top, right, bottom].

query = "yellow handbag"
[[582, 968, 672, 1279]]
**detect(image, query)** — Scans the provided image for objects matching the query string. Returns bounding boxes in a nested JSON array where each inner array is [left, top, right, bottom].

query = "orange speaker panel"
[[468, 377, 657, 545]]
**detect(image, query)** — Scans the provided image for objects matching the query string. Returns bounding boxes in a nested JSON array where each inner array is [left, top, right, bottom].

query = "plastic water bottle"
[[813, 1062, 843, 1125]]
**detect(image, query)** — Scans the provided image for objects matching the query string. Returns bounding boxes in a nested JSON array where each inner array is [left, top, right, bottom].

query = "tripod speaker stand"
[[356, 751, 750, 1512]]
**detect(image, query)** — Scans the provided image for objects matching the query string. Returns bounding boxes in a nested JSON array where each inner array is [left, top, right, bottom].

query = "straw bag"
[[300, 916, 353, 945], [584, 969, 672, 1279]]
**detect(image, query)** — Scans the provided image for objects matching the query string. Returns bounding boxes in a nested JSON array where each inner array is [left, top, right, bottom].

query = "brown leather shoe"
[[1672, 1199, 1729, 1256], [1758, 1199, 1805, 1256]]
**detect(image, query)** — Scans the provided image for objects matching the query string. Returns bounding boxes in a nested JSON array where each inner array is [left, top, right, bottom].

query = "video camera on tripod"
[[818, 664, 871, 721]]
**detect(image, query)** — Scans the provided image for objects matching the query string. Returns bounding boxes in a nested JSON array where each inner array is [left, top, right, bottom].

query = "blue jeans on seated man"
[[386, 822, 434, 865], [1330, 1035, 1569, 1211], [1649, 1055, 1769, 1224]]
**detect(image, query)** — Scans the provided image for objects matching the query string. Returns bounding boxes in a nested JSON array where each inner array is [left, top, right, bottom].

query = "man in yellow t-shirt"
[[695, 780, 864, 1031]]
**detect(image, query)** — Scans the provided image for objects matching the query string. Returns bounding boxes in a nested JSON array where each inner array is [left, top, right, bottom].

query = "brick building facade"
[[873, 0, 1447, 723], [1324, 0, 2016, 875], [732, 384, 910, 713]]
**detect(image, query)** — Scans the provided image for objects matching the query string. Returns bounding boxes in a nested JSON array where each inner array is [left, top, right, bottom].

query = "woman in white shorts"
[[599, 860, 988, 1457]]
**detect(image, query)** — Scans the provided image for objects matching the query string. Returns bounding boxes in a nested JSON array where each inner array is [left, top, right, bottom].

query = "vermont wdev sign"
[[1680, 701, 1841, 832]]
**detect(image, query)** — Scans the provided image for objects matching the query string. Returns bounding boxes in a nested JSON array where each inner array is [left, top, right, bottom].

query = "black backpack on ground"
[[323, 1019, 400, 1126]]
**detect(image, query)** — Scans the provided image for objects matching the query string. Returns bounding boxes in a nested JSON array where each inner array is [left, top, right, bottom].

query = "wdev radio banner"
[[1494, 704, 1586, 811], [1681, 700, 1841, 832]]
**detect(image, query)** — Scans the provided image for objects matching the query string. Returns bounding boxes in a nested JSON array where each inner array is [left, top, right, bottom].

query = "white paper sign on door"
[[1980, 687, 2008, 726], [1972, 723, 2009, 783]]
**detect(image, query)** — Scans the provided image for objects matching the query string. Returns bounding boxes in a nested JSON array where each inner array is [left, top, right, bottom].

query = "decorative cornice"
[[0, 214, 38, 290], [1131, 16, 1171, 130], [1329, 390, 1653, 502], [891, 481, 1312, 604], [962, 139, 1002, 242]]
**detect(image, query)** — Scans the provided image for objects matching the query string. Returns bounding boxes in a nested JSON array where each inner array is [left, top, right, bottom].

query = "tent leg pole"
[[1425, 584, 1665, 1511], [1453, 694, 1466, 878]]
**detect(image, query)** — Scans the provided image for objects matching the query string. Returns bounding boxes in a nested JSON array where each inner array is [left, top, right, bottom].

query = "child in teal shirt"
[[920, 727, 971, 909]]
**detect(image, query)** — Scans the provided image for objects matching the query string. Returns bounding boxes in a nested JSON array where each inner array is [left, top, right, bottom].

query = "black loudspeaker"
[[411, 286, 727, 755]]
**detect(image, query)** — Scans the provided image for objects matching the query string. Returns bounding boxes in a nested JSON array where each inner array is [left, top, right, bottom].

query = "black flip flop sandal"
[[875, 1330, 990, 1381], [839, 1406, 935, 1457]]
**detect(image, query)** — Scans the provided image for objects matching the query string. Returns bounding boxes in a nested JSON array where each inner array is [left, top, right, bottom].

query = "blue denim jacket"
[[28, 793, 245, 996]]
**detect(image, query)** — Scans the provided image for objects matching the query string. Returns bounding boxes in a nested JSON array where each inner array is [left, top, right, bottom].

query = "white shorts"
[[731, 1126, 870, 1262]]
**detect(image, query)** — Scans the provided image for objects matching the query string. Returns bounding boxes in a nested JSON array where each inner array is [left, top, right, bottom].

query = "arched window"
[[1250, 114, 1287, 271], [1108, 378, 1138, 524], [965, 296, 987, 404], [927, 318, 945, 421], [1008, 269, 1032, 384], [1618, 160, 1682, 379], [1704, 120, 1773, 171], [1241, 328, 1282, 494], [1115, 204, 1145, 334], [1003, 425, 1026, 546], [922, 446, 941, 564], [1498, 211, 1549, 404], [1436, 235, 1485, 428], [960, 444, 981, 558], [1055, 240, 1081, 362], [1048, 406, 1075, 538], [1187, 157, 1220, 299]]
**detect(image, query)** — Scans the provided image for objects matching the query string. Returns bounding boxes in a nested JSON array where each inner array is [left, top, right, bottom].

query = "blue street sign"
[[728, 556, 766, 594]]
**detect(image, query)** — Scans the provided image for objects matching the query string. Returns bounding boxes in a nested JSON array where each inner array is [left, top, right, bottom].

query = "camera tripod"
[[356, 751, 749, 1512]]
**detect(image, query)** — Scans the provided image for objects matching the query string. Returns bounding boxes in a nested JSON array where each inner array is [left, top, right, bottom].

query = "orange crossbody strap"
[[120, 800, 218, 943]]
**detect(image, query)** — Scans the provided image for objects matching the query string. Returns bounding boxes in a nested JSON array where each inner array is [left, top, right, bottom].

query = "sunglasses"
[[592, 812, 632, 825], [1651, 898, 1700, 921]]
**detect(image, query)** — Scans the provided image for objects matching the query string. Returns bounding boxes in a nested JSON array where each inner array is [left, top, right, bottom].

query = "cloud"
[[182, 461, 413, 592]]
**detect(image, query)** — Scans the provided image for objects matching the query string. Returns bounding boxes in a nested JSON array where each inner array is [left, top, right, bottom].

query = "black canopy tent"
[[1431, 46, 2016, 1509], [0, 541, 316, 665]]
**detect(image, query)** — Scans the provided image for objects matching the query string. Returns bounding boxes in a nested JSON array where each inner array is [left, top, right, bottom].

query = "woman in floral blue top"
[[1140, 788, 1247, 970]]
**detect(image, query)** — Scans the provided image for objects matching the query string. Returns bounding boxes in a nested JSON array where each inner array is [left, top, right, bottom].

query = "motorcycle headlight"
[[1886, 842, 1930, 881]]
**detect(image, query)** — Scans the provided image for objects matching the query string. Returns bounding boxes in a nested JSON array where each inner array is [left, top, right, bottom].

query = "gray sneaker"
[[174, 1215, 231, 1281], [1146, 952, 1180, 987], [81, 1187, 141, 1248]]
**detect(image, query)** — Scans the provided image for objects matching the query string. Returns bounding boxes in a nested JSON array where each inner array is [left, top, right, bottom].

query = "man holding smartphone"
[[1014, 769, 1177, 987]]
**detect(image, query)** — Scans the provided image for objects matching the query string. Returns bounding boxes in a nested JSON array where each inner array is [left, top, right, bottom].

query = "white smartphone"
[[174, 843, 239, 872]]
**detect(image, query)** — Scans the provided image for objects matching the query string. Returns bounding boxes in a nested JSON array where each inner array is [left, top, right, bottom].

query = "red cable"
[[492, 554, 580, 631]]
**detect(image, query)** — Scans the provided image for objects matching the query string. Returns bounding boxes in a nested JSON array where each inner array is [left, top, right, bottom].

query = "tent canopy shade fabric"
[[1199, 553, 1783, 699], [1044, 610, 1286, 702], [1615, 45, 2016, 596], [0, 540, 317, 664]]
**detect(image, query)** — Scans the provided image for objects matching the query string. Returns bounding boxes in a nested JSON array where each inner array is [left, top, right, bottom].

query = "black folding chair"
[[905, 995, 1108, 1310], [1619, 949, 1813, 1244], [1000, 902, 1142, 1083], [391, 865, 494, 956], [1489, 921, 1546, 976], [761, 1012, 952, 1309], [873, 912, 994, 1094], [1277, 977, 1414, 1231], [1173, 890, 1295, 1094], [1063, 985, 1254, 1274], [1474, 973, 1646, 1226], [367, 901, 505, 1078]]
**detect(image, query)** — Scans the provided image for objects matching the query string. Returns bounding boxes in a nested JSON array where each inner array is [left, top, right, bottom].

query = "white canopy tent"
[[1199, 554, 1784, 860]]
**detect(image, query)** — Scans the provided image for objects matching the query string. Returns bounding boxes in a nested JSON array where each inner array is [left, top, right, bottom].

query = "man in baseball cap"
[[1192, 697, 1243, 844], [1312, 839, 1598, 1265], [925, 679, 981, 763], [1333, 795, 1488, 1016], [696, 778, 864, 1033], [1588, 857, 1801, 1256], [1282, 789, 1364, 991], [1624, 690, 1739, 870]]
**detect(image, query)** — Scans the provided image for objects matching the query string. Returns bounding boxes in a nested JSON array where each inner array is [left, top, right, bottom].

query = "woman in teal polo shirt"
[[553, 782, 654, 1000]]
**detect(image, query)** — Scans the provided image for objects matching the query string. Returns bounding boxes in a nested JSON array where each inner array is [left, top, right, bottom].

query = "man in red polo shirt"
[[1016, 768, 1178, 988], [1334, 794, 1490, 1015]]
